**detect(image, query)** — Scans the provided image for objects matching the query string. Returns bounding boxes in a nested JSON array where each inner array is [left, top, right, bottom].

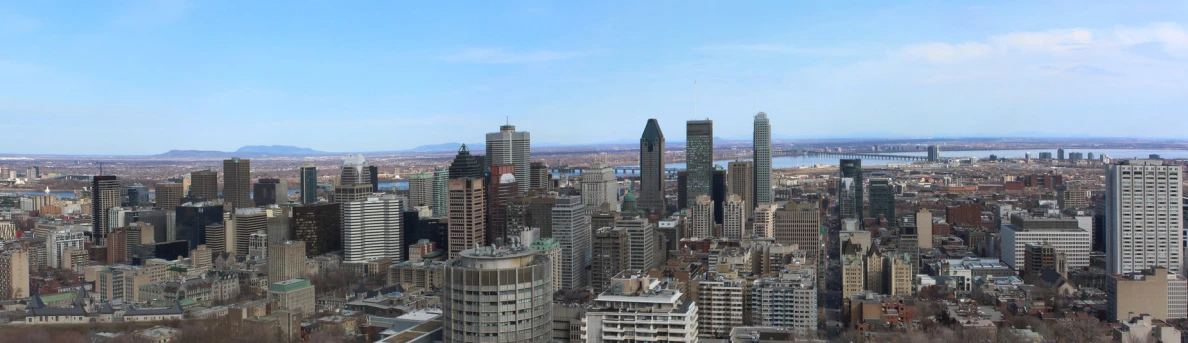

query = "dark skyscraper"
[[223, 157, 251, 209], [712, 165, 726, 225], [753, 112, 772, 206], [176, 202, 225, 250], [529, 162, 551, 192], [368, 165, 379, 191], [926, 145, 941, 162], [869, 178, 895, 224], [1058, 148, 1066, 161], [676, 171, 688, 210], [448, 144, 482, 179], [487, 165, 517, 244], [639, 118, 666, 214], [299, 163, 317, 205], [685, 120, 713, 209], [92, 175, 121, 238], [292, 203, 342, 257], [840, 159, 864, 224], [190, 170, 218, 201], [253, 178, 283, 206]]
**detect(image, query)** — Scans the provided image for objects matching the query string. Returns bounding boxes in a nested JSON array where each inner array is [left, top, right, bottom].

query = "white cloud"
[[698, 43, 852, 56], [440, 48, 591, 64], [897, 23, 1187, 63]]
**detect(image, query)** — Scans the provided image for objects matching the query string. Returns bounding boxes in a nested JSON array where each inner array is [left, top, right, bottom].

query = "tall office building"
[[619, 216, 656, 271], [1106, 160, 1184, 274], [639, 118, 666, 214], [253, 178, 286, 206], [232, 208, 267, 258], [333, 155, 373, 204], [529, 162, 551, 192], [124, 183, 150, 207], [839, 159, 864, 224], [868, 178, 895, 223], [727, 160, 753, 222], [487, 165, 518, 244], [155, 182, 184, 210], [92, 175, 121, 238], [581, 163, 618, 211], [190, 170, 218, 201], [774, 202, 821, 264], [268, 240, 306, 286], [722, 194, 745, 240], [712, 165, 727, 224], [299, 164, 318, 205], [408, 172, 434, 207], [342, 195, 403, 263], [677, 171, 688, 210], [448, 145, 482, 179], [443, 245, 553, 343], [927, 145, 941, 162], [485, 124, 531, 195], [838, 177, 858, 220], [753, 112, 773, 206], [552, 195, 590, 290], [432, 167, 449, 218], [223, 158, 251, 209], [591, 227, 627, 294], [690, 195, 714, 238], [448, 178, 485, 259], [368, 165, 379, 191], [685, 120, 714, 209], [292, 203, 341, 257], [1058, 148, 1066, 161]]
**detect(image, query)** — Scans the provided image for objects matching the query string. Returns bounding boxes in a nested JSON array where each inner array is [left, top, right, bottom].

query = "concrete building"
[[248, 231, 267, 261], [269, 278, 315, 316], [693, 275, 746, 338], [485, 124, 531, 195], [1024, 242, 1067, 276], [722, 194, 746, 240], [888, 252, 913, 296], [552, 195, 590, 290], [0, 249, 29, 299], [868, 178, 894, 224], [591, 227, 627, 294], [531, 238, 563, 292], [46, 229, 85, 269], [685, 120, 714, 209], [155, 182, 184, 210], [92, 175, 121, 238], [268, 241, 305, 285], [447, 178, 485, 259], [619, 216, 656, 271], [753, 112, 772, 206], [342, 195, 403, 263], [841, 253, 865, 298], [753, 204, 776, 238], [529, 162, 551, 192], [690, 195, 714, 239], [232, 208, 267, 259], [190, 170, 218, 201], [408, 172, 434, 208], [749, 268, 818, 332], [727, 160, 753, 222], [582, 271, 699, 343], [774, 202, 821, 264], [1106, 267, 1188, 321], [223, 158, 251, 209], [581, 163, 618, 212], [1000, 215, 1091, 271], [432, 167, 449, 218], [639, 118, 666, 214], [1106, 160, 1184, 275], [299, 163, 317, 205], [388, 260, 446, 289], [443, 245, 553, 343]]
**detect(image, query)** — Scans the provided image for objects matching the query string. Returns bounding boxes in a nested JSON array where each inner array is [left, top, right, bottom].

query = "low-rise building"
[[582, 271, 699, 343]]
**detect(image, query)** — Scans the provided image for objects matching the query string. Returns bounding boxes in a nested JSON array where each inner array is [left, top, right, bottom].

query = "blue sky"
[[3, 1, 1187, 154]]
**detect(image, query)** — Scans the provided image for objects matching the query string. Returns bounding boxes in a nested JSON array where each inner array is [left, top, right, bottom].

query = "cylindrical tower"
[[443, 244, 553, 342]]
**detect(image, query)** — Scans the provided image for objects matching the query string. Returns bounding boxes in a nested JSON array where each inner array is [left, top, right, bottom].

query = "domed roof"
[[500, 173, 516, 184], [623, 191, 636, 202]]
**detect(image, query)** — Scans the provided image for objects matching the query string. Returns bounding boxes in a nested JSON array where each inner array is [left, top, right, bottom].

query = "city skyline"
[[3, 2, 1188, 154]]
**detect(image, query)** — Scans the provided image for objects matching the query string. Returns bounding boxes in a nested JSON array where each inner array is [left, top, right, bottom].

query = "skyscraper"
[[1058, 148, 1066, 161], [252, 178, 285, 206], [292, 203, 341, 257], [690, 195, 714, 238], [232, 208, 267, 259], [223, 158, 251, 209], [447, 178, 485, 259], [591, 227, 627, 293], [551, 195, 590, 290], [190, 170, 218, 201], [685, 119, 714, 209], [443, 245, 553, 343], [487, 165, 518, 244], [868, 178, 895, 224], [485, 124, 531, 194], [432, 167, 449, 218], [335, 155, 373, 203], [92, 175, 121, 238], [448, 144, 482, 179], [839, 177, 858, 220], [581, 163, 618, 212], [677, 171, 688, 210], [927, 145, 941, 162], [723, 194, 745, 240], [299, 164, 318, 205], [712, 165, 727, 225], [619, 216, 657, 271], [408, 172, 434, 207], [727, 160, 753, 222], [753, 112, 772, 206], [1107, 159, 1184, 274], [367, 165, 379, 191], [268, 240, 305, 285], [529, 162, 551, 192], [175, 201, 224, 250], [155, 182, 184, 211], [342, 195, 403, 263], [639, 118, 666, 214], [839, 159, 864, 224], [774, 202, 821, 264]]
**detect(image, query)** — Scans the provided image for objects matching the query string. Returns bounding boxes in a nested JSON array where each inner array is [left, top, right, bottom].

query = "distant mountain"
[[235, 145, 324, 155], [408, 142, 484, 152], [155, 150, 238, 158]]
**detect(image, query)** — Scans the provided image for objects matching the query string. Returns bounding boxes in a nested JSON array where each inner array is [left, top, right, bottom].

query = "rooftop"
[[270, 278, 312, 292]]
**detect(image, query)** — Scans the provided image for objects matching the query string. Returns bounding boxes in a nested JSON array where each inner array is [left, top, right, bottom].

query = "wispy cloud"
[[440, 48, 593, 64], [896, 24, 1187, 64], [698, 43, 853, 56]]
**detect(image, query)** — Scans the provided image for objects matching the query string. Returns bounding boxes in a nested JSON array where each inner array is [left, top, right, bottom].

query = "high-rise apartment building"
[[46, 230, 85, 269], [92, 175, 122, 238], [618, 216, 656, 271], [868, 178, 895, 224], [693, 275, 745, 338], [840, 159, 863, 224], [530, 238, 563, 293], [299, 164, 318, 205], [552, 195, 590, 290], [252, 178, 285, 206], [727, 160, 753, 222], [448, 178, 485, 259], [0, 249, 29, 299], [686, 120, 714, 209], [432, 167, 449, 218], [342, 195, 403, 263], [690, 195, 714, 238], [581, 163, 617, 212], [723, 194, 745, 240], [268, 240, 306, 285], [335, 155, 373, 203], [841, 253, 865, 298], [292, 203, 342, 257], [639, 118, 666, 214], [154, 182, 184, 210], [753, 204, 776, 238], [222, 158, 251, 209], [408, 172, 434, 207], [443, 245, 553, 343], [582, 272, 699, 343], [485, 124, 531, 195], [774, 202, 821, 264], [753, 112, 772, 206], [927, 145, 941, 162], [750, 268, 817, 332], [591, 227, 627, 294], [1107, 160, 1183, 274], [190, 170, 218, 201]]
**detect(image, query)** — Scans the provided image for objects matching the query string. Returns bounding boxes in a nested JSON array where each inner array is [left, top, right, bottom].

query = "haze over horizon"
[[3, 1, 1187, 154]]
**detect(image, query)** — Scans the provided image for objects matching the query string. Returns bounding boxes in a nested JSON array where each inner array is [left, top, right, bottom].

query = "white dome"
[[500, 174, 516, 184]]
